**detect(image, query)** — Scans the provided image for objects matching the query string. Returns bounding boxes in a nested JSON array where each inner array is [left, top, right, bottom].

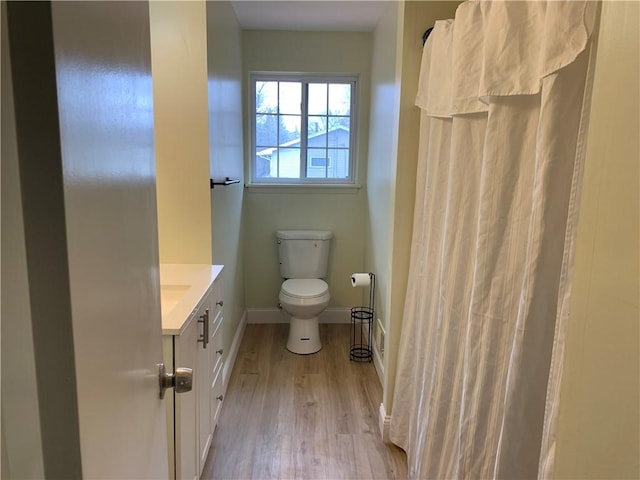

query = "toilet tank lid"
[[276, 230, 333, 240]]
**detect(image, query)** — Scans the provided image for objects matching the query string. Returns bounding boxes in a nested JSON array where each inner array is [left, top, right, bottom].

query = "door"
[[5, 1, 169, 478]]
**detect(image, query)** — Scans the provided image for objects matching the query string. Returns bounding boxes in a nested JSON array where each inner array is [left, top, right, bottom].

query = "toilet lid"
[[281, 279, 329, 299]]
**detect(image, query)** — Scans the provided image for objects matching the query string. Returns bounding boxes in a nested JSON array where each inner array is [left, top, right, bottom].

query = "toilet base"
[[287, 316, 321, 354]]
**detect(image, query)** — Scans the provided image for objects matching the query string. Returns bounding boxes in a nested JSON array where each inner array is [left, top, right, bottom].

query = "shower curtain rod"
[[422, 26, 434, 45]]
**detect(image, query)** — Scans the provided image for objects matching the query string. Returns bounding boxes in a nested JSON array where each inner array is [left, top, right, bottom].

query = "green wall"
[[207, 0, 246, 359], [242, 30, 372, 310]]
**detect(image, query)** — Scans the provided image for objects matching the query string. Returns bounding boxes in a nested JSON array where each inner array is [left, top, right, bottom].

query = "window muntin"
[[251, 74, 357, 184]]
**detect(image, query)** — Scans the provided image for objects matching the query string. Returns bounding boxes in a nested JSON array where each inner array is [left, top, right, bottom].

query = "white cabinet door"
[[174, 318, 198, 480]]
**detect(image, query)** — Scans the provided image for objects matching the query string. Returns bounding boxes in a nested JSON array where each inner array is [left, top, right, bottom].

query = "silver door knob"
[[158, 363, 193, 399]]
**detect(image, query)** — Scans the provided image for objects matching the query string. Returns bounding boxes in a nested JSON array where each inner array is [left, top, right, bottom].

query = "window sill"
[[245, 183, 362, 194]]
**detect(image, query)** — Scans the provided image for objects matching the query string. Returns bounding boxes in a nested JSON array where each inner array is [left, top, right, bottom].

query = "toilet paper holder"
[[350, 272, 375, 362]]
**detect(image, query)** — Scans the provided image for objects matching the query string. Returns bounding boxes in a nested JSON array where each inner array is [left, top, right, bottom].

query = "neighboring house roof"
[[256, 125, 349, 156]]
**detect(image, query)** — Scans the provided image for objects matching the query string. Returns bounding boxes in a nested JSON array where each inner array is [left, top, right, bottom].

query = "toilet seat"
[[281, 279, 328, 299]]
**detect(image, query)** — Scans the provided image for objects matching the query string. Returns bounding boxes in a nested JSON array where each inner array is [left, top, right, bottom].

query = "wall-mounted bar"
[[210, 177, 240, 189]]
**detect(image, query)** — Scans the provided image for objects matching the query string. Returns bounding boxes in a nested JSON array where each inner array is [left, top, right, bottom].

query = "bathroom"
[[2, 1, 638, 479]]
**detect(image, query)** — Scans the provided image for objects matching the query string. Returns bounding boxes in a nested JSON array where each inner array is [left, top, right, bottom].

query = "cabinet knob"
[[216, 395, 224, 401], [216, 300, 223, 307], [216, 348, 224, 355]]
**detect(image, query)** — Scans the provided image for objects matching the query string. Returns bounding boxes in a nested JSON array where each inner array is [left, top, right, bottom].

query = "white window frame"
[[249, 72, 358, 186]]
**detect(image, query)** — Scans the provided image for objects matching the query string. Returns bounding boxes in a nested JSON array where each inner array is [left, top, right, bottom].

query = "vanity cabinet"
[[161, 265, 224, 480], [195, 278, 224, 473]]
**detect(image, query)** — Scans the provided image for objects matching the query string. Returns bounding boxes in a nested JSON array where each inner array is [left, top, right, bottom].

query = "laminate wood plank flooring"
[[202, 323, 407, 480]]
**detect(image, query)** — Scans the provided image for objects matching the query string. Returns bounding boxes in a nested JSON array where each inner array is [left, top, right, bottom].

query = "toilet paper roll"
[[351, 273, 371, 288]]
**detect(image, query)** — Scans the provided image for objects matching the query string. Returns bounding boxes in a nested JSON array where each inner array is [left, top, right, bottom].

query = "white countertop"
[[159, 264, 223, 335]]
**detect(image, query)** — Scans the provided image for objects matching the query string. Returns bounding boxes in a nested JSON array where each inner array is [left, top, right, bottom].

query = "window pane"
[[256, 114, 278, 146], [327, 119, 350, 147], [255, 147, 275, 178], [307, 116, 327, 146], [328, 84, 351, 115], [279, 82, 301, 114], [327, 148, 349, 178], [278, 148, 301, 178], [329, 115, 351, 130], [256, 81, 278, 113], [279, 115, 301, 145], [307, 148, 330, 178], [307, 148, 328, 178], [308, 83, 327, 115]]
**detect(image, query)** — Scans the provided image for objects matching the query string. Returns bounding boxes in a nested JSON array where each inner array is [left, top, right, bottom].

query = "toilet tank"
[[277, 230, 333, 279]]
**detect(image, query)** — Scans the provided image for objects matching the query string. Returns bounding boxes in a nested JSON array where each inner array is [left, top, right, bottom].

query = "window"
[[250, 73, 357, 185]]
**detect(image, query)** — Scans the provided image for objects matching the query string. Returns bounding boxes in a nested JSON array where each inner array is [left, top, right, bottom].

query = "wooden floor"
[[202, 324, 407, 479]]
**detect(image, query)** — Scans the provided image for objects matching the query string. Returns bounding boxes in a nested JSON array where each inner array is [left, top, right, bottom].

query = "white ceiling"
[[230, 1, 391, 32]]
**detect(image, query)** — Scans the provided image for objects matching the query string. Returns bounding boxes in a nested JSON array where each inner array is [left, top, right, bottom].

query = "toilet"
[[277, 230, 332, 354]]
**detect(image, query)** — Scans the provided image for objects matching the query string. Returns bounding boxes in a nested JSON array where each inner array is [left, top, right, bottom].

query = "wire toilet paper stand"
[[350, 273, 375, 362]]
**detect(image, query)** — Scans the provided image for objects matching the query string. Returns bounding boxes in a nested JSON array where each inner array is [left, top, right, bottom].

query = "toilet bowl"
[[279, 279, 330, 354]]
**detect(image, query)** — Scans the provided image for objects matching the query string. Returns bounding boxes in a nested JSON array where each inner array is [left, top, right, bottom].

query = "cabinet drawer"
[[210, 281, 222, 319], [211, 319, 223, 375], [212, 308, 222, 334], [211, 366, 224, 431]]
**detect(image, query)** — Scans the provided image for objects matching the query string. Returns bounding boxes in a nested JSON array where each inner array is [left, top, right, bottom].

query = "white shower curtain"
[[389, 2, 599, 479]]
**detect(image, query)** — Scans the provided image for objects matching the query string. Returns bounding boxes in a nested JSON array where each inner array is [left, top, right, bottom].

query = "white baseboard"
[[223, 309, 247, 389], [321, 308, 351, 323], [379, 402, 392, 444], [247, 308, 287, 324], [247, 307, 350, 324], [373, 343, 384, 386]]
